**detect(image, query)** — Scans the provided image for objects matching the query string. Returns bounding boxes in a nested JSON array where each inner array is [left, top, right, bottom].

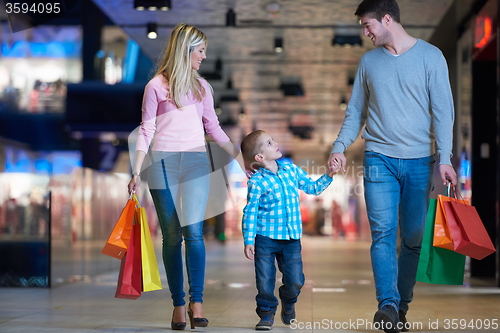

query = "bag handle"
[[447, 184, 467, 205], [453, 185, 467, 204], [130, 193, 142, 208]]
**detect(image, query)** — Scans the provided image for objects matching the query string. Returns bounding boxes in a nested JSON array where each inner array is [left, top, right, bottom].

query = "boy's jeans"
[[254, 234, 305, 316], [363, 152, 434, 314], [148, 151, 210, 307]]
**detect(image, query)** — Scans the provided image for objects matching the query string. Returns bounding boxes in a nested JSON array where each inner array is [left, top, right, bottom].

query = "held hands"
[[439, 164, 457, 186], [244, 244, 255, 260], [127, 175, 141, 194], [327, 153, 346, 177]]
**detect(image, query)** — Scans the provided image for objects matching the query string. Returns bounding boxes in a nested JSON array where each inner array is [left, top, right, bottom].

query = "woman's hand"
[[128, 175, 141, 194]]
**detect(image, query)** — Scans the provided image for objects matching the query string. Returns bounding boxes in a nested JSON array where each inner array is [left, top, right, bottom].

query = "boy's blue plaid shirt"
[[242, 160, 333, 246]]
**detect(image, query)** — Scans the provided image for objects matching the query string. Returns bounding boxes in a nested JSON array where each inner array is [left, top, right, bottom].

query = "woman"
[[128, 23, 241, 330]]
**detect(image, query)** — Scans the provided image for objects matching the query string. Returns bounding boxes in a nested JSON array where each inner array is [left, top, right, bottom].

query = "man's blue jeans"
[[363, 152, 434, 314], [148, 151, 210, 307], [254, 235, 305, 316]]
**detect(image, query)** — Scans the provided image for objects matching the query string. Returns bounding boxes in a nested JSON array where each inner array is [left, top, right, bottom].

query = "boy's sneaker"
[[373, 305, 401, 333], [255, 314, 274, 331], [399, 311, 409, 332], [281, 305, 296, 325]]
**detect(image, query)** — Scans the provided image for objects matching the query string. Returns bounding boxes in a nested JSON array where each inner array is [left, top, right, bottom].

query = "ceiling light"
[[239, 106, 247, 121], [134, 0, 171, 11], [340, 95, 348, 110], [280, 82, 304, 96], [274, 37, 283, 53], [347, 71, 356, 86], [220, 95, 239, 102], [147, 23, 157, 39], [332, 35, 362, 47], [226, 8, 236, 26], [215, 58, 223, 73]]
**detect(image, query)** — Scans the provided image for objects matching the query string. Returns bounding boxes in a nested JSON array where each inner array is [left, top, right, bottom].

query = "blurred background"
[[0, 0, 498, 289]]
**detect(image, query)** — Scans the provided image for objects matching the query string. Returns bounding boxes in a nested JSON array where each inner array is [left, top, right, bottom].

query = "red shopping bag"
[[443, 199, 496, 260], [115, 219, 142, 299], [101, 195, 138, 259], [442, 201, 468, 249]]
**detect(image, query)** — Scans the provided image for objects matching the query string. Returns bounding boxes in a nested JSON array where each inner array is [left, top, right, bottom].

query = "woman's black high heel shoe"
[[187, 303, 209, 328], [171, 306, 186, 330]]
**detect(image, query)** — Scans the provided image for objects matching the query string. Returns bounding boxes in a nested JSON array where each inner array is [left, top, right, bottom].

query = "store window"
[[0, 24, 82, 114]]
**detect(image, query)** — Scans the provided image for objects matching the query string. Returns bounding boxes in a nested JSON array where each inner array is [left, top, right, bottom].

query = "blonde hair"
[[155, 23, 207, 108], [241, 130, 266, 170]]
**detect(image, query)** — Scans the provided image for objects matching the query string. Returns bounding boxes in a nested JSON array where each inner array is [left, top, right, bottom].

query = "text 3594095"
[[5, 2, 61, 14]]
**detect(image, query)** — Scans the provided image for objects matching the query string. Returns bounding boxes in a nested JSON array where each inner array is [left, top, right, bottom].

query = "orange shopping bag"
[[101, 194, 138, 259], [433, 186, 469, 250]]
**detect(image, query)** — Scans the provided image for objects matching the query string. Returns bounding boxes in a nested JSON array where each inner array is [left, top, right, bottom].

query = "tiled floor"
[[1, 237, 500, 332]]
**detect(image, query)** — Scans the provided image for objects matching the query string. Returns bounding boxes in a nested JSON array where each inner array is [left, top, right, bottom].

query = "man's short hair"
[[355, 0, 401, 24]]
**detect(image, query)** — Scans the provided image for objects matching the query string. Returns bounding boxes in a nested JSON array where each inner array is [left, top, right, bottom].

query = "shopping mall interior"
[[1, 0, 500, 332]]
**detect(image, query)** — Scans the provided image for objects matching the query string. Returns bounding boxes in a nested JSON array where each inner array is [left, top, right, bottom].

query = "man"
[[327, 1, 457, 332]]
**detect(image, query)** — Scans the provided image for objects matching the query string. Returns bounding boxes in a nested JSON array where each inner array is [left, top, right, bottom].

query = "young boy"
[[241, 130, 339, 331]]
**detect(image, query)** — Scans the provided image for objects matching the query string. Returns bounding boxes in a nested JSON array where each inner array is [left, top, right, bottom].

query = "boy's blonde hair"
[[155, 23, 207, 108], [241, 130, 266, 170]]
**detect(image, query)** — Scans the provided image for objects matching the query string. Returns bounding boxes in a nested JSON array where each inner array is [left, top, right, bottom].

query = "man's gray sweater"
[[332, 39, 454, 165]]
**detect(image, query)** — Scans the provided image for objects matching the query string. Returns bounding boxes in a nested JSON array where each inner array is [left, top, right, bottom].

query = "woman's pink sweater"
[[136, 75, 230, 153]]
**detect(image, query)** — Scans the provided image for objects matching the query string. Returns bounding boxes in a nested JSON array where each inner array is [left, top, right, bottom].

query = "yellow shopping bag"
[[136, 203, 163, 292]]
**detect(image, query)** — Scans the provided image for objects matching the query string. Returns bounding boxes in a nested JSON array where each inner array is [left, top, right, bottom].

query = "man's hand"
[[439, 164, 457, 186], [244, 244, 255, 260], [327, 153, 347, 176]]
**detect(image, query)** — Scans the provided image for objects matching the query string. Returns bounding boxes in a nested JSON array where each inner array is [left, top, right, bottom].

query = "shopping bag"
[[433, 195, 455, 250], [416, 198, 466, 285], [433, 190, 469, 250], [101, 194, 138, 259], [443, 199, 496, 260], [115, 218, 142, 299], [441, 201, 469, 251], [137, 205, 163, 292]]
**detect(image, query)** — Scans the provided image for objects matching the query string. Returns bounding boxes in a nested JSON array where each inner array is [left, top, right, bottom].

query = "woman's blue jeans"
[[148, 151, 210, 307], [254, 235, 305, 316], [363, 152, 434, 314]]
